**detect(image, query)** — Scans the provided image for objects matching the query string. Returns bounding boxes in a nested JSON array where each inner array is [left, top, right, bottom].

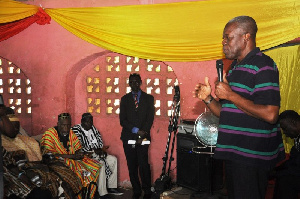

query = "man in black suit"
[[120, 73, 155, 199]]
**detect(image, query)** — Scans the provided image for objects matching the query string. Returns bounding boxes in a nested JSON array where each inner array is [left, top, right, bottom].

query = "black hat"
[[82, 113, 93, 120]]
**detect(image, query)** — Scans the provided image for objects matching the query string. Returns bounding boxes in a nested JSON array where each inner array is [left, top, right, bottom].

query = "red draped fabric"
[[0, 8, 51, 42]]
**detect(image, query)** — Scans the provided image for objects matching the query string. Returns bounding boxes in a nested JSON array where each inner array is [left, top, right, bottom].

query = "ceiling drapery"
[[0, 0, 299, 61], [265, 45, 300, 153], [0, 7, 50, 41]]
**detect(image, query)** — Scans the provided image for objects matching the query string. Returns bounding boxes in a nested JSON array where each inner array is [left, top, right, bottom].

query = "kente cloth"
[[2, 149, 59, 198], [47, 160, 82, 199], [72, 124, 103, 151], [72, 124, 112, 179], [41, 127, 101, 198], [2, 149, 33, 198], [2, 134, 42, 162]]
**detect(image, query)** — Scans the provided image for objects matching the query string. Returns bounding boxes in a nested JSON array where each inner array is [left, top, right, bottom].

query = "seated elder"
[[72, 113, 123, 198], [273, 110, 300, 199], [2, 112, 47, 199], [41, 113, 102, 199], [0, 102, 18, 199], [3, 112, 81, 199], [3, 110, 42, 162]]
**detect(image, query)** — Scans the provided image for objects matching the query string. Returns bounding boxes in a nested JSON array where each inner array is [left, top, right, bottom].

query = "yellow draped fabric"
[[265, 45, 300, 153], [0, 0, 38, 23], [0, 0, 299, 61]]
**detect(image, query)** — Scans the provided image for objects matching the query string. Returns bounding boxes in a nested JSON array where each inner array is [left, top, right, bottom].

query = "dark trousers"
[[0, 171, 3, 199], [273, 175, 300, 199], [123, 141, 152, 196], [225, 160, 270, 199]]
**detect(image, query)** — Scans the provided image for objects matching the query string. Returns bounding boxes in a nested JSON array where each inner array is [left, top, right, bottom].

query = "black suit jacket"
[[119, 91, 154, 141]]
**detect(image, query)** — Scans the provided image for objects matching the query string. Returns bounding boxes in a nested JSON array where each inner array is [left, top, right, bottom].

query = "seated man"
[[3, 111, 81, 199], [3, 148, 53, 199], [72, 113, 123, 198], [41, 113, 102, 199], [6, 107, 43, 141], [3, 112, 42, 162], [0, 100, 17, 199], [273, 110, 300, 199]]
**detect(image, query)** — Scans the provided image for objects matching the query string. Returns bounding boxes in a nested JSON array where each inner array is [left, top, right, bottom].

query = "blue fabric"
[[132, 127, 139, 134], [132, 90, 141, 103]]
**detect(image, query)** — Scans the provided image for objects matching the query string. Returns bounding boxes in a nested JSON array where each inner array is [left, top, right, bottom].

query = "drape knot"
[[35, 7, 51, 25]]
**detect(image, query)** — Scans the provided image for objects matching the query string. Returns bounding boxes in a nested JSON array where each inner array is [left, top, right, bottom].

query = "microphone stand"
[[153, 86, 180, 198]]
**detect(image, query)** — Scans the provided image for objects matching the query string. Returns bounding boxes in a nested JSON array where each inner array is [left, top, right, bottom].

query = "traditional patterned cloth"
[[2, 149, 32, 198], [2, 149, 57, 198], [47, 160, 82, 199], [2, 142, 82, 199], [72, 124, 112, 179], [72, 124, 104, 151], [41, 127, 101, 198], [2, 134, 42, 162]]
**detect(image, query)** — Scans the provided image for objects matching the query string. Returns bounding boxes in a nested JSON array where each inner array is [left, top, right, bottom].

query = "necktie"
[[134, 94, 138, 108]]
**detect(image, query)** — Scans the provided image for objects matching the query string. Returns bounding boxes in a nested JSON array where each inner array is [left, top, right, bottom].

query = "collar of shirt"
[[231, 47, 260, 68]]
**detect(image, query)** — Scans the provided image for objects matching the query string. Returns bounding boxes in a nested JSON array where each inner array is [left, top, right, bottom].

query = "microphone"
[[216, 59, 224, 82]]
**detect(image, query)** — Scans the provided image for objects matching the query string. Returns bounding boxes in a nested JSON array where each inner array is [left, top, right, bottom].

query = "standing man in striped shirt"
[[194, 16, 285, 199]]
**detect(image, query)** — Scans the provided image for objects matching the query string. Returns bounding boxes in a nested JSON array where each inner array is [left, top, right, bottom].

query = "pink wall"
[[0, 0, 227, 187]]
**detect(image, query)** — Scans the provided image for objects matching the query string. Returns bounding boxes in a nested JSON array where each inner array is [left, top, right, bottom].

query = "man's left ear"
[[244, 33, 251, 42]]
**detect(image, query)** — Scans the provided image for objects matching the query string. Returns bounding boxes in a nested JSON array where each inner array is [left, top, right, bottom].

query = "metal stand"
[[153, 86, 180, 198]]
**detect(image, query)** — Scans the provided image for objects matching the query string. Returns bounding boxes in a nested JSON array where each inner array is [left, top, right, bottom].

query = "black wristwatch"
[[203, 95, 213, 105]]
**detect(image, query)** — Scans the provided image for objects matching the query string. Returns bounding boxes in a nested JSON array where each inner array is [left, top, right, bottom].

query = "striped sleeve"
[[41, 128, 64, 154]]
